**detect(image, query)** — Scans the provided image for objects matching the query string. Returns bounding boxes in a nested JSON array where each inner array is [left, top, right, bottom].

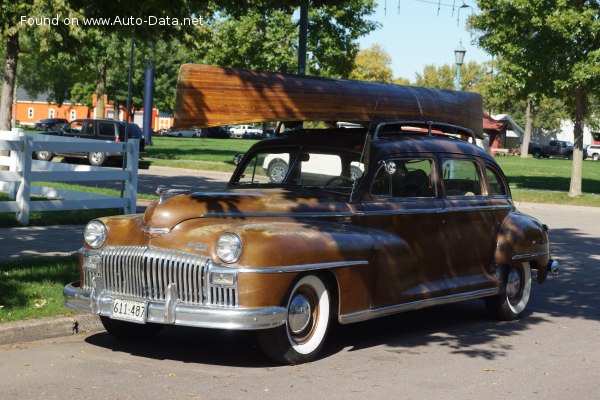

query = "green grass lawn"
[[0, 257, 79, 323], [496, 157, 600, 194], [147, 137, 257, 164]]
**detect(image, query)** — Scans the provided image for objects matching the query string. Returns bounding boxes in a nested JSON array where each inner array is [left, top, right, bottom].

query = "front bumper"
[[63, 281, 286, 330]]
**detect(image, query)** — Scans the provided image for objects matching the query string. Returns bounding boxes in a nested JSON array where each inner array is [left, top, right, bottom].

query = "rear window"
[[98, 122, 116, 138], [118, 123, 143, 139], [442, 159, 484, 197]]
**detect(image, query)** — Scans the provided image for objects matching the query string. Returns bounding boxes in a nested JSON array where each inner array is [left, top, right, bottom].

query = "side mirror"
[[381, 160, 396, 175]]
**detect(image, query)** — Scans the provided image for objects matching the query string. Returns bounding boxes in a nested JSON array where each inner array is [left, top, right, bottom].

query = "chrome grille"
[[209, 286, 237, 306], [82, 246, 210, 305]]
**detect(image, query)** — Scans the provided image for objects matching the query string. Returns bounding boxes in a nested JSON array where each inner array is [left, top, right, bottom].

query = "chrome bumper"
[[63, 282, 286, 330]]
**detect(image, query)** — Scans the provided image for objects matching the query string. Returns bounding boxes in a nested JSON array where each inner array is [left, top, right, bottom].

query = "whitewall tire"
[[257, 274, 331, 364]]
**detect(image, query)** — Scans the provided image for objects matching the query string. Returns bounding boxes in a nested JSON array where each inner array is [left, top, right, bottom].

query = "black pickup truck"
[[35, 118, 146, 166], [528, 140, 574, 159]]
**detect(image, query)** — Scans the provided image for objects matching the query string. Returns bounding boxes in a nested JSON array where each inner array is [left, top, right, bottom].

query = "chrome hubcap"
[[271, 166, 286, 182], [506, 268, 521, 300], [288, 293, 311, 334]]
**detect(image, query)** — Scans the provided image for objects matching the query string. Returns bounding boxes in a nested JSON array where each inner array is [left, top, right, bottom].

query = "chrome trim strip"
[[79, 248, 101, 256], [201, 205, 514, 219], [63, 282, 286, 330], [236, 260, 369, 274], [358, 208, 442, 216], [142, 226, 172, 234], [445, 205, 499, 212], [338, 287, 498, 324], [200, 211, 355, 218], [512, 251, 549, 261]]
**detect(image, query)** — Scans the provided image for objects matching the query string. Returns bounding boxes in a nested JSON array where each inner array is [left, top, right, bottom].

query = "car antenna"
[[349, 90, 382, 203]]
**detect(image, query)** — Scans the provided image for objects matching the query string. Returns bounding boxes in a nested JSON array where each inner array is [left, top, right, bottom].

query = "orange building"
[[13, 88, 174, 131]]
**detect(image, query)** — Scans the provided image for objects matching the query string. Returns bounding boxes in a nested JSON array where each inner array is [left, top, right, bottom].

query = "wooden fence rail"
[[0, 129, 138, 225]]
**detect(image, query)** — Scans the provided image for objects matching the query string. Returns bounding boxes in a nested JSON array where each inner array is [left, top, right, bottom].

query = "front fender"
[[154, 218, 377, 312]]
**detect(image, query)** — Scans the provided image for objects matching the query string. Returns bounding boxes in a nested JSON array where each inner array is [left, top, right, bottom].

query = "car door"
[[59, 119, 91, 157], [438, 155, 498, 293], [359, 155, 447, 308]]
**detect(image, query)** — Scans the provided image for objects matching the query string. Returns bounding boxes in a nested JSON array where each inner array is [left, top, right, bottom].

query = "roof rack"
[[372, 120, 477, 144]]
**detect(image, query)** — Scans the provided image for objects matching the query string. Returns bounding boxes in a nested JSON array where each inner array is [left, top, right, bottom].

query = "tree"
[[349, 44, 393, 83], [414, 61, 492, 93], [470, 0, 600, 196]]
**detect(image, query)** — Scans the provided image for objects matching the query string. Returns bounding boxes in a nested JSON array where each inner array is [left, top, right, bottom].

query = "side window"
[[442, 159, 484, 197], [371, 158, 434, 198], [98, 122, 116, 138], [486, 167, 507, 196]]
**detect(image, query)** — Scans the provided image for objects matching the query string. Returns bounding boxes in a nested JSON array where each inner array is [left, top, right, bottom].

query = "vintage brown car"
[[64, 65, 558, 364]]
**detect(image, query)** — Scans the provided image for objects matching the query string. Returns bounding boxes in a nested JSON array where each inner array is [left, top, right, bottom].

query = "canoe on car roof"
[[173, 63, 483, 139]]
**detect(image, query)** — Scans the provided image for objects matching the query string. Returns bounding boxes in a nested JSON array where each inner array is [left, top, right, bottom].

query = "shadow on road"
[[84, 226, 598, 366]]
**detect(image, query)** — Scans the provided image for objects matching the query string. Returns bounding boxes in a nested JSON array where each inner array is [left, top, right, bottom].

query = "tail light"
[[115, 138, 121, 142]]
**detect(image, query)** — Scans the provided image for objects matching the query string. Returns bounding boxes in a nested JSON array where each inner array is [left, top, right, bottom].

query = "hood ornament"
[[156, 186, 193, 204]]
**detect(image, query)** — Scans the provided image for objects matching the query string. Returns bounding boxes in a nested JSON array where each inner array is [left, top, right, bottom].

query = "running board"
[[338, 287, 498, 325]]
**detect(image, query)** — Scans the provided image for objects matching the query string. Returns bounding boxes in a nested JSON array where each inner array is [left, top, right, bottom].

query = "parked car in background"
[[34, 118, 69, 131], [229, 124, 262, 138], [242, 131, 264, 140], [201, 126, 231, 139], [586, 145, 600, 161], [35, 119, 146, 166], [163, 127, 201, 138], [529, 140, 574, 159]]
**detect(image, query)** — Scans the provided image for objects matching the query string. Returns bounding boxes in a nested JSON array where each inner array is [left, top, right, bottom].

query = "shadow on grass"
[[0, 256, 78, 310], [509, 175, 600, 193]]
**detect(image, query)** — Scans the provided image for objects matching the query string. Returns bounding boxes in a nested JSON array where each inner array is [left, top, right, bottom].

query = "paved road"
[[1, 203, 599, 399]]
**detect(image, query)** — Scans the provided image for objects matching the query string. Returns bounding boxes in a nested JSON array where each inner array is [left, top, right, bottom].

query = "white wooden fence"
[[0, 129, 138, 225]]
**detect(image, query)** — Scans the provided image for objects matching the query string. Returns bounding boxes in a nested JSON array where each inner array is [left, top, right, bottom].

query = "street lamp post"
[[454, 41, 466, 91]]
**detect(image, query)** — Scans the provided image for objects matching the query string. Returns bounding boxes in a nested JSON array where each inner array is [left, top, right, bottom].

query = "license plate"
[[111, 299, 148, 323]]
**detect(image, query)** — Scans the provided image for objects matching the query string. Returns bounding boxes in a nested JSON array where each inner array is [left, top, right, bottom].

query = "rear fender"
[[494, 211, 550, 282]]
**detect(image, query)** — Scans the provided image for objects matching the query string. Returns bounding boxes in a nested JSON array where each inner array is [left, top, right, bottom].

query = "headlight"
[[217, 232, 242, 263], [84, 220, 107, 248]]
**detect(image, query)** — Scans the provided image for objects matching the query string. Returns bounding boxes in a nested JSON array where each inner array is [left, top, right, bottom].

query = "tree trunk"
[[0, 31, 19, 130], [568, 86, 585, 197], [520, 98, 533, 158], [95, 63, 106, 119]]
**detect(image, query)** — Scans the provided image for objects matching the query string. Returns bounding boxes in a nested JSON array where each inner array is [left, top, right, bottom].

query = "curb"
[[0, 313, 104, 345]]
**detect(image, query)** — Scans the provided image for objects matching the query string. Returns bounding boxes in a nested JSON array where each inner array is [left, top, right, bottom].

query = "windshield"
[[233, 146, 364, 194]]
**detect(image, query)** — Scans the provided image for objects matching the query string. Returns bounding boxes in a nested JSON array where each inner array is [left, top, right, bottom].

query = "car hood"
[[142, 188, 353, 231]]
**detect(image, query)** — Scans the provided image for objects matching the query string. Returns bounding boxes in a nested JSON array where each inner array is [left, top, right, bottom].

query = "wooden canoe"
[[173, 64, 484, 138]]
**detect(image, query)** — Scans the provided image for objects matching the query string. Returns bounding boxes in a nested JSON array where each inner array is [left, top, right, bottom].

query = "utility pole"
[[298, 4, 308, 75]]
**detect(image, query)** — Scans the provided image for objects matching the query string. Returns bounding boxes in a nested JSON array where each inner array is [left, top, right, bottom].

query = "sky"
[[358, 0, 491, 80]]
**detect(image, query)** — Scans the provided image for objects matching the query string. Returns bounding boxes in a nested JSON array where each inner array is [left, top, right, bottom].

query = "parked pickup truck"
[[529, 140, 574, 159]]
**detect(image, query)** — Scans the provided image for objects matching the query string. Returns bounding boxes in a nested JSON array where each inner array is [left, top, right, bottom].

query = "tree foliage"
[[349, 44, 393, 83], [469, 0, 600, 196]]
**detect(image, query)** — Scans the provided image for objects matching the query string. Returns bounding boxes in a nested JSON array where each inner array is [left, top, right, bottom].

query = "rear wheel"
[[257, 274, 331, 365], [486, 262, 532, 321], [532, 150, 541, 159], [267, 159, 288, 183], [594, 154, 600, 161], [88, 151, 107, 166], [100, 316, 163, 340]]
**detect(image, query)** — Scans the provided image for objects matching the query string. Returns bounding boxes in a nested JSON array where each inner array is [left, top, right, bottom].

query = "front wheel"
[[257, 274, 331, 365], [100, 316, 163, 340], [485, 262, 532, 321], [36, 151, 54, 161], [532, 150, 541, 159]]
